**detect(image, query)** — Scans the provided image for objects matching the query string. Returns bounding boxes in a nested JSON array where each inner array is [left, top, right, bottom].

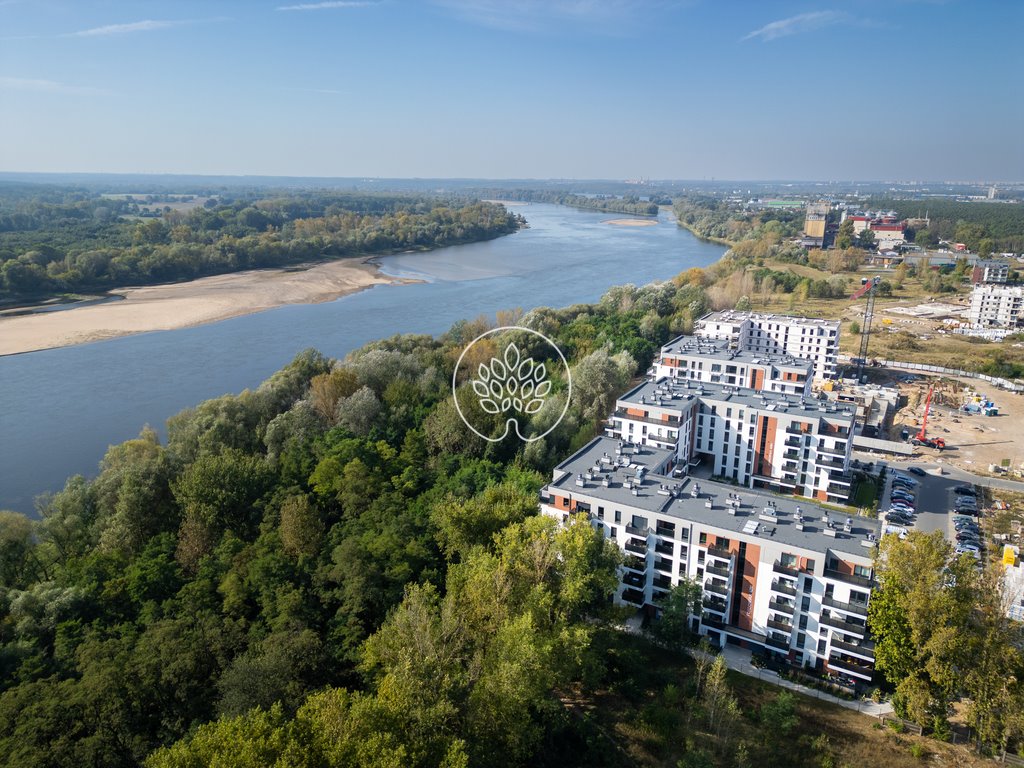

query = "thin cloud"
[[65, 18, 224, 38], [277, 1, 374, 10], [0, 76, 107, 95], [742, 11, 850, 42], [433, 0, 683, 33]]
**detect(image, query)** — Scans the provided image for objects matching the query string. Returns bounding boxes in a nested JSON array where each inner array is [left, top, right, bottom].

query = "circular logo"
[[452, 326, 572, 443]]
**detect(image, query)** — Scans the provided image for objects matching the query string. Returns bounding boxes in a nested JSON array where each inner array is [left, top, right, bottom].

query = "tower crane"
[[850, 276, 881, 382]]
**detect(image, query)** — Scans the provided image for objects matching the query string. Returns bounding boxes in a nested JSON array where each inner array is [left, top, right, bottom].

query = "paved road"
[[864, 451, 1024, 493]]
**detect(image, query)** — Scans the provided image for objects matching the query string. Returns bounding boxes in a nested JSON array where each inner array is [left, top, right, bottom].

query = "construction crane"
[[910, 384, 946, 450], [850, 275, 881, 382]]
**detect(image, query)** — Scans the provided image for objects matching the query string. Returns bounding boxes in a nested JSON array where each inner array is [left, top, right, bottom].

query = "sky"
[[0, 0, 1021, 181]]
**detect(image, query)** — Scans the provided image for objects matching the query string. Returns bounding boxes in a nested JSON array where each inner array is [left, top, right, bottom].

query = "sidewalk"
[[713, 645, 894, 717]]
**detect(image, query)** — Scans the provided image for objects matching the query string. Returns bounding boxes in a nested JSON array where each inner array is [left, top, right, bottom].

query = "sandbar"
[[0, 259, 408, 356], [604, 218, 658, 227]]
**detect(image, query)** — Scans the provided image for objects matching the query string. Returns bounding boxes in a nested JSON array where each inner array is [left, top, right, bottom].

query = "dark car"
[[954, 486, 977, 496], [908, 467, 927, 477]]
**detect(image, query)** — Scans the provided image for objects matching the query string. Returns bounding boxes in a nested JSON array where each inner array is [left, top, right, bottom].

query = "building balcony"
[[621, 588, 646, 607], [784, 435, 802, 448], [653, 557, 673, 574], [706, 563, 730, 579], [830, 637, 875, 660], [653, 574, 672, 590], [773, 561, 800, 577], [817, 445, 847, 459], [783, 449, 801, 460], [824, 568, 874, 588], [819, 612, 868, 636], [655, 540, 674, 556], [701, 613, 725, 629], [771, 579, 797, 597], [785, 426, 805, 436], [655, 524, 676, 539], [769, 598, 795, 615], [766, 634, 790, 651], [827, 484, 851, 497], [622, 571, 645, 588], [623, 556, 647, 574], [822, 596, 868, 617], [704, 579, 729, 596], [707, 545, 732, 561], [828, 654, 874, 680], [703, 597, 727, 614], [611, 409, 681, 428], [767, 617, 793, 633], [817, 456, 845, 470], [626, 524, 650, 537], [625, 538, 648, 555], [783, 460, 799, 472]]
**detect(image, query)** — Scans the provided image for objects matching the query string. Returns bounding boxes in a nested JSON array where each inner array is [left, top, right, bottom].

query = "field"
[[579, 632, 990, 768], [100, 192, 213, 216]]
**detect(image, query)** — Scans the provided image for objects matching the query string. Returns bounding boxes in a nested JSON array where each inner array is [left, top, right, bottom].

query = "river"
[[0, 204, 725, 512]]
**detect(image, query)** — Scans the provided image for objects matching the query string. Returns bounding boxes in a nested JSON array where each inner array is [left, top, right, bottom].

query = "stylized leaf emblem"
[[471, 341, 553, 419]]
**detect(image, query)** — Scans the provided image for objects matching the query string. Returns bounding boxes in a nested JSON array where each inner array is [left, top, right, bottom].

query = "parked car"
[[956, 543, 981, 554], [890, 503, 916, 513], [908, 467, 927, 477], [893, 474, 919, 486], [891, 493, 915, 503], [954, 485, 977, 496]]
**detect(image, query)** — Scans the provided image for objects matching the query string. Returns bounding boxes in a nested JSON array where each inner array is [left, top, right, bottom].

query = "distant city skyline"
[[1, 0, 1021, 181]]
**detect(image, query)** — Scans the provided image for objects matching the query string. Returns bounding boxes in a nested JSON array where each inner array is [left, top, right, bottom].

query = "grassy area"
[[570, 631, 988, 768], [850, 475, 881, 511]]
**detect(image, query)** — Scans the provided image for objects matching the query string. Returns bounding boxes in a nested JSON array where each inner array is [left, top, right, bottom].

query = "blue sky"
[[0, 0, 1021, 180]]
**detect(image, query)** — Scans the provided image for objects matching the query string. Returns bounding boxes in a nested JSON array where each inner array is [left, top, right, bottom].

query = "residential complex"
[[539, 436, 879, 683], [968, 284, 1024, 329], [694, 311, 840, 381], [971, 259, 1011, 285]]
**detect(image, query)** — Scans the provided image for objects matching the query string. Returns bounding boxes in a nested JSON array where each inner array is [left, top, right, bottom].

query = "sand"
[[0, 260, 406, 356], [604, 218, 658, 227]]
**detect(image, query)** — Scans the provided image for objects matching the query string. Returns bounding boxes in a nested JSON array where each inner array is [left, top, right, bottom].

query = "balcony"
[[817, 445, 847, 459], [654, 557, 673, 574], [783, 449, 800, 460], [767, 617, 793, 633], [822, 596, 868, 616], [766, 634, 790, 651], [785, 426, 805, 436], [783, 460, 799, 472], [623, 556, 647, 574], [703, 597, 727, 614], [784, 435, 802, 448], [769, 598, 794, 615], [612, 408, 680, 428], [623, 571, 645, 588], [655, 540, 674, 556], [773, 561, 800, 577], [707, 545, 732, 561], [819, 612, 867, 636], [621, 588, 645, 606], [704, 579, 729, 596], [831, 637, 875, 660], [655, 524, 676, 539], [701, 613, 725, 629], [823, 568, 874, 588], [828, 654, 874, 680], [771, 579, 797, 597], [625, 538, 648, 555], [817, 456, 845, 470], [653, 574, 672, 590], [626, 524, 650, 537], [706, 563, 730, 579]]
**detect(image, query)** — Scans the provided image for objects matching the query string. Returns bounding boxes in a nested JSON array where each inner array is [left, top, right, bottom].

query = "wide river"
[[0, 203, 725, 513]]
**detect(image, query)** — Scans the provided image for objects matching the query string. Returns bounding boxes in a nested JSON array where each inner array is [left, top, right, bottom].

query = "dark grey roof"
[[659, 335, 812, 371]]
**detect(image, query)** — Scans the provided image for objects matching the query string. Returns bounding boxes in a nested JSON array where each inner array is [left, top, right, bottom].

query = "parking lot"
[[875, 460, 979, 548]]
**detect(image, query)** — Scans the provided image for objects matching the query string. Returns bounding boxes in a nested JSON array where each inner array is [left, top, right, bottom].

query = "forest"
[[476, 189, 662, 216], [865, 197, 1024, 254], [0, 185, 523, 302]]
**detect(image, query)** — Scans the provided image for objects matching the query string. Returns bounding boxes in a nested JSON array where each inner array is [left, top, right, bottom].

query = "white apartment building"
[[540, 436, 879, 683], [972, 260, 1011, 285], [607, 378, 856, 505], [968, 284, 1024, 328], [695, 311, 840, 380], [654, 336, 813, 397]]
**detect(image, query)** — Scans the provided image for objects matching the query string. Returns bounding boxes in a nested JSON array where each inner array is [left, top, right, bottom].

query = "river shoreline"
[[0, 259, 416, 357]]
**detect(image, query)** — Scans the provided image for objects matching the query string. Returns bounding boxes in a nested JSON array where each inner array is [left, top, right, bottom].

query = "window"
[[598, 506, 604, 517], [614, 510, 621, 524], [609, 526, 617, 538], [716, 537, 730, 549], [802, 578, 812, 594], [801, 596, 811, 612], [805, 559, 815, 573], [780, 552, 797, 568], [817, 638, 827, 654], [854, 565, 872, 579], [797, 632, 806, 649], [699, 532, 707, 545], [799, 615, 808, 629]]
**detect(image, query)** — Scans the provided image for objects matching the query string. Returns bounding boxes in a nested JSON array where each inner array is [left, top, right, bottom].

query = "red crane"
[[910, 384, 946, 450]]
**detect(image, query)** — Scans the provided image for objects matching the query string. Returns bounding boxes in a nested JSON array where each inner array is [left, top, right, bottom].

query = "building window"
[[614, 510, 621, 524], [817, 638, 827, 654], [799, 615, 808, 630], [699, 532, 707, 545], [797, 633, 806, 649], [780, 553, 797, 568], [801, 596, 811, 612], [802, 578, 812, 594]]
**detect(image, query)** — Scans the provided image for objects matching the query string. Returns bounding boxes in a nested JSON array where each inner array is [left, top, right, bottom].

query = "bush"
[[909, 742, 927, 759]]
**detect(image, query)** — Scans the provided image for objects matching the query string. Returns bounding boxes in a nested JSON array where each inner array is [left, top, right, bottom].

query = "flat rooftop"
[[659, 335, 812, 372], [617, 378, 856, 422], [699, 311, 840, 330], [547, 437, 880, 559]]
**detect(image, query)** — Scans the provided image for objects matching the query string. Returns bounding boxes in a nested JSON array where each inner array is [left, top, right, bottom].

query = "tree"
[[836, 218, 854, 250], [856, 228, 876, 250], [702, 655, 739, 743], [278, 494, 324, 558], [430, 481, 537, 561], [650, 578, 702, 650]]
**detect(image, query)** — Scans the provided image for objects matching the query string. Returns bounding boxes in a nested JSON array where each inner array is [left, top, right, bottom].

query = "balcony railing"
[[817, 445, 847, 459], [706, 563, 730, 579], [653, 574, 672, 590], [623, 556, 647, 573], [621, 588, 645, 606], [828, 655, 874, 678], [766, 634, 790, 651], [701, 613, 725, 629], [767, 617, 793, 633], [655, 540, 674, 556], [623, 571, 645, 588], [769, 598, 795, 615], [771, 579, 797, 597], [707, 545, 732, 561], [612, 408, 680, 428], [783, 449, 800, 460], [822, 596, 868, 616], [705, 579, 729, 596], [626, 524, 650, 537], [703, 597, 727, 613], [773, 561, 800, 577], [820, 612, 867, 636], [625, 538, 647, 555], [655, 525, 676, 539], [824, 568, 874, 588], [654, 557, 673, 574], [831, 638, 875, 659]]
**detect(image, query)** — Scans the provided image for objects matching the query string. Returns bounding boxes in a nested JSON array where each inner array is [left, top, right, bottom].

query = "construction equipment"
[[910, 384, 946, 450], [850, 276, 881, 382]]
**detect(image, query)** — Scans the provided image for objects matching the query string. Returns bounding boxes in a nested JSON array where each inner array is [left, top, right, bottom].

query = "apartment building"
[[694, 311, 840, 380], [968, 284, 1024, 328], [607, 377, 856, 504], [540, 436, 879, 683], [654, 336, 813, 397], [971, 259, 1011, 285]]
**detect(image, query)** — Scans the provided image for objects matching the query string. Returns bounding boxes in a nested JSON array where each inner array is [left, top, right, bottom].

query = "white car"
[[955, 543, 980, 554]]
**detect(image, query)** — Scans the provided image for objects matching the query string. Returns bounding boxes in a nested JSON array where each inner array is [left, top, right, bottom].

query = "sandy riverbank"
[[0, 260, 407, 356], [604, 218, 658, 227]]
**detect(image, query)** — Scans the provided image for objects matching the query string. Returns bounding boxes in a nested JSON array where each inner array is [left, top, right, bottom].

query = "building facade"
[[539, 436, 879, 683], [968, 284, 1024, 328], [971, 260, 1011, 285], [695, 311, 840, 381]]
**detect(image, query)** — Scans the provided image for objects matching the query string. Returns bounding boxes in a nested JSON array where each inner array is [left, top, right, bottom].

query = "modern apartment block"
[[971, 259, 1011, 285], [606, 376, 856, 504], [539, 436, 879, 682], [694, 311, 840, 380], [654, 336, 813, 397], [968, 284, 1024, 328]]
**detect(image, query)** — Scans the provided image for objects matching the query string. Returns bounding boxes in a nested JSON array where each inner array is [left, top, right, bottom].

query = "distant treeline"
[[865, 197, 1024, 253], [477, 188, 664, 216], [0, 187, 523, 301], [672, 195, 805, 244]]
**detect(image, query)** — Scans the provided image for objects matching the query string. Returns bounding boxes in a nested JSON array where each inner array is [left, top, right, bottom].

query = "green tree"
[[836, 218, 854, 250], [650, 578, 702, 650]]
